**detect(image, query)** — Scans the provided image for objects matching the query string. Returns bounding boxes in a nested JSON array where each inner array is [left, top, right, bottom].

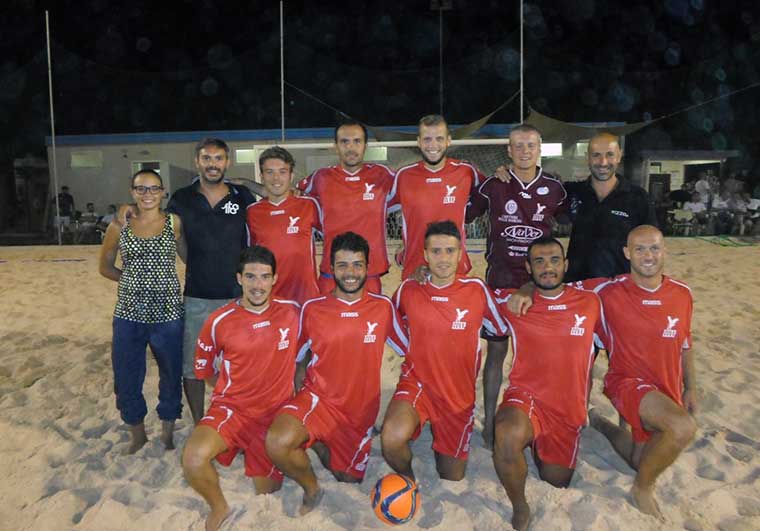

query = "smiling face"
[[424, 234, 461, 285], [195, 145, 230, 185], [130, 172, 164, 211], [260, 157, 293, 202], [508, 130, 541, 173], [332, 249, 367, 298], [236, 262, 276, 310], [417, 123, 451, 168], [587, 134, 622, 182], [526, 242, 567, 293], [624, 226, 666, 282]]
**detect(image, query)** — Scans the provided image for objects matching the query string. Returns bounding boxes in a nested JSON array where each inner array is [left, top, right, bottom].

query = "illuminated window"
[[71, 151, 103, 168]]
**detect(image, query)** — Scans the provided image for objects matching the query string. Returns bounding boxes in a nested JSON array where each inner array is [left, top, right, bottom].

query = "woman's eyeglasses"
[[132, 185, 164, 195]]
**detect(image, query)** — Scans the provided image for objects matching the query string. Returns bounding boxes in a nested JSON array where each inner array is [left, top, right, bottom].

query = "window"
[[236, 149, 257, 164], [132, 161, 161, 175], [71, 150, 103, 168], [542, 143, 563, 157]]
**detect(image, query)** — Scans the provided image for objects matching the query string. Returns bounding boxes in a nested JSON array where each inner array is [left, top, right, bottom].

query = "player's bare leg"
[[126, 423, 148, 454], [160, 420, 175, 450], [265, 414, 322, 515], [588, 408, 636, 468], [380, 399, 421, 481], [535, 460, 574, 489], [433, 452, 467, 481], [182, 425, 231, 531], [252, 476, 283, 495], [482, 338, 510, 450], [311, 442, 360, 483], [184, 377, 206, 425], [633, 392, 696, 520], [492, 407, 534, 531]]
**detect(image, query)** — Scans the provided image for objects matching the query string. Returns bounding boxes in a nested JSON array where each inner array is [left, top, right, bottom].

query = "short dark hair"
[[418, 114, 448, 134], [194, 137, 230, 159], [330, 231, 369, 266], [424, 220, 461, 244], [237, 245, 277, 275], [509, 124, 542, 142], [334, 120, 368, 143], [259, 146, 295, 172], [527, 237, 565, 259], [131, 168, 163, 186]]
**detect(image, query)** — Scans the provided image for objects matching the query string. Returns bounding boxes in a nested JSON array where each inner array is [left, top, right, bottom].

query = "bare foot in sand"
[[299, 488, 324, 516], [125, 423, 148, 455], [631, 484, 664, 521], [205, 504, 231, 531], [160, 420, 175, 450], [482, 427, 494, 451], [511, 501, 531, 531]]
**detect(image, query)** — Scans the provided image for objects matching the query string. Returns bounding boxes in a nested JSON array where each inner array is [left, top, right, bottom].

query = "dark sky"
[[2, 0, 760, 173]]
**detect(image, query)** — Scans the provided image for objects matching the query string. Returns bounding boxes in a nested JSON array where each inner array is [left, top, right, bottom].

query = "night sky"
[[2, 0, 760, 190]]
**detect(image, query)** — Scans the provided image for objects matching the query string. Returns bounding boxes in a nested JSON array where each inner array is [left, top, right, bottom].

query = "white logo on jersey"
[[611, 210, 630, 218], [537, 186, 549, 195], [643, 299, 662, 305], [252, 320, 271, 330], [452, 308, 469, 330], [341, 312, 359, 318], [221, 201, 239, 215], [197, 339, 213, 352], [662, 316, 679, 338], [532, 203, 547, 221], [431, 296, 449, 302], [364, 321, 378, 343], [354, 453, 370, 471], [519, 191, 532, 199], [443, 185, 457, 204], [195, 358, 208, 369], [363, 183, 376, 201], [570, 314, 587, 336], [505, 199, 518, 215], [287, 216, 300, 234], [502, 225, 543, 242], [426, 177, 442, 183], [270, 209, 285, 216], [278, 328, 290, 350], [345, 176, 360, 182], [548, 304, 567, 311]]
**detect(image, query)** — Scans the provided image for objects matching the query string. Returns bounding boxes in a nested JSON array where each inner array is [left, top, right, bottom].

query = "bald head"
[[626, 224, 663, 247], [624, 225, 665, 283], [588, 133, 622, 182]]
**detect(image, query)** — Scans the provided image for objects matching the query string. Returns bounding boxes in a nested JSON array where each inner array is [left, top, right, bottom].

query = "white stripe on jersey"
[[210, 307, 237, 351]]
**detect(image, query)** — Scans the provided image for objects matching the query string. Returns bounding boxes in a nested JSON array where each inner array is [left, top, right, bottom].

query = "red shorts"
[[604, 375, 680, 443], [392, 371, 475, 460], [279, 389, 374, 479], [318, 273, 383, 295], [199, 404, 282, 480], [498, 387, 583, 469]]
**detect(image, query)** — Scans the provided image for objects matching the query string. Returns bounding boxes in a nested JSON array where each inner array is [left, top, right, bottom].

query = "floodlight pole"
[[280, 1, 285, 142], [45, 11, 61, 245], [520, 0, 524, 123], [439, 7, 443, 115]]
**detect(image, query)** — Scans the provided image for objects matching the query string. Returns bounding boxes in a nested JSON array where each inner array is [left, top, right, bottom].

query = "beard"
[[335, 274, 367, 294], [531, 270, 564, 291], [200, 168, 226, 184], [590, 166, 616, 181], [420, 147, 448, 166]]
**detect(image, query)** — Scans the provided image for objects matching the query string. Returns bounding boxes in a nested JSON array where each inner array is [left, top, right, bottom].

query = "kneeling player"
[[492, 237, 603, 531], [182, 246, 300, 531], [265, 232, 408, 516], [381, 221, 507, 481]]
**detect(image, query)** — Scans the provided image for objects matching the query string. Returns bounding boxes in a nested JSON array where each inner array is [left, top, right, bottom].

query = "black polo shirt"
[[564, 176, 656, 282], [167, 180, 256, 299]]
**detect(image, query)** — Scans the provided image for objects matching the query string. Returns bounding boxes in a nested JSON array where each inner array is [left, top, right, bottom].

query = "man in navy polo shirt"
[[168, 138, 263, 424]]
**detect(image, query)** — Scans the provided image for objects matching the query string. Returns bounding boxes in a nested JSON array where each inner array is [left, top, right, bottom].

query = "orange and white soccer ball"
[[370, 473, 420, 525]]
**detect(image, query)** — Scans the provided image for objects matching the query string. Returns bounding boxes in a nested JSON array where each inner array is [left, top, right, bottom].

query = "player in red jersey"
[[586, 225, 697, 520], [467, 124, 567, 450], [246, 147, 321, 305], [265, 232, 408, 516], [388, 114, 484, 280], [298, 121, 394, 294], [381, 221, 507, 482], [182, 246, 300, 531], [491, 237, 603, 531]]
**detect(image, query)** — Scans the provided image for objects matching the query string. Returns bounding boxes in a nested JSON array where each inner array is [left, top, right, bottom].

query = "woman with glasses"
[[99, 169, 186, 453]]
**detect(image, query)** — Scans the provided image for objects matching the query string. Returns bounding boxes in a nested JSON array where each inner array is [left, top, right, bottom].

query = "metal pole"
[[45, 11, 62, 245], [439, 7, 444, 115], [280, 1, 285, 142], [520, 0, 524, 123]]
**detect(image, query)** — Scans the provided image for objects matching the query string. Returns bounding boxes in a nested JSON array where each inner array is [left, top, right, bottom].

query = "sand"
[[0, 238, 759, 530]]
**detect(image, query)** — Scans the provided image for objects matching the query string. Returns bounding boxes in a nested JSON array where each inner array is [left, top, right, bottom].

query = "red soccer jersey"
[[467, 169, 567, 289], [593, 275, 692, 403], [388, 159, 483, 279], [194, 299, 301, 417], [298, 164, 395, 277], [393, 276, 507, 413], [297, 291, 408, 429], [246, 194, 321, 304], [495, 286, 604, 427]]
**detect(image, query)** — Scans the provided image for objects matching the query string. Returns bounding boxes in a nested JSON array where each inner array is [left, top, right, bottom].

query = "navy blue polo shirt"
[[564, 176, 656, 282], [167, 180, 256, 299]]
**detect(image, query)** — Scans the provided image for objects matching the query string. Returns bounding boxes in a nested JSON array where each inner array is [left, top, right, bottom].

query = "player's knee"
[[670, 412, 697, 448], [539, 471, 572, 489], [265, 420, 295, 459], [494, 420, 530, 458], [181, 442, 211, 474], [438, 466, 466, 482], [380, 422, 410, 453], [333, 471, 362, 484]]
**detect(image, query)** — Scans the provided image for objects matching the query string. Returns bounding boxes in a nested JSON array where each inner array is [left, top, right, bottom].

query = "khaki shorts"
[[182, 296, 234, 379]]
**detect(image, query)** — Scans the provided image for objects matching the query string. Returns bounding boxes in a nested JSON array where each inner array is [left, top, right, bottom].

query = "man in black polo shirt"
[[168, 138, 263, 424], [564, 133, 656, 281]]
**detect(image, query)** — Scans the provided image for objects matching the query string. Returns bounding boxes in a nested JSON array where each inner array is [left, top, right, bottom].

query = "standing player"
[[467, 124, 567, 449], [588, 225, 697, 519], [246, 146, 321, 304], [491, 237, 603, 531], [182, 246, 300, 531], [167, 138, 259, 424], [388, 115, 484, 280], [265, 232, 408, 516], [381, 221, 507, 482], [298, 120, 395, 294]]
